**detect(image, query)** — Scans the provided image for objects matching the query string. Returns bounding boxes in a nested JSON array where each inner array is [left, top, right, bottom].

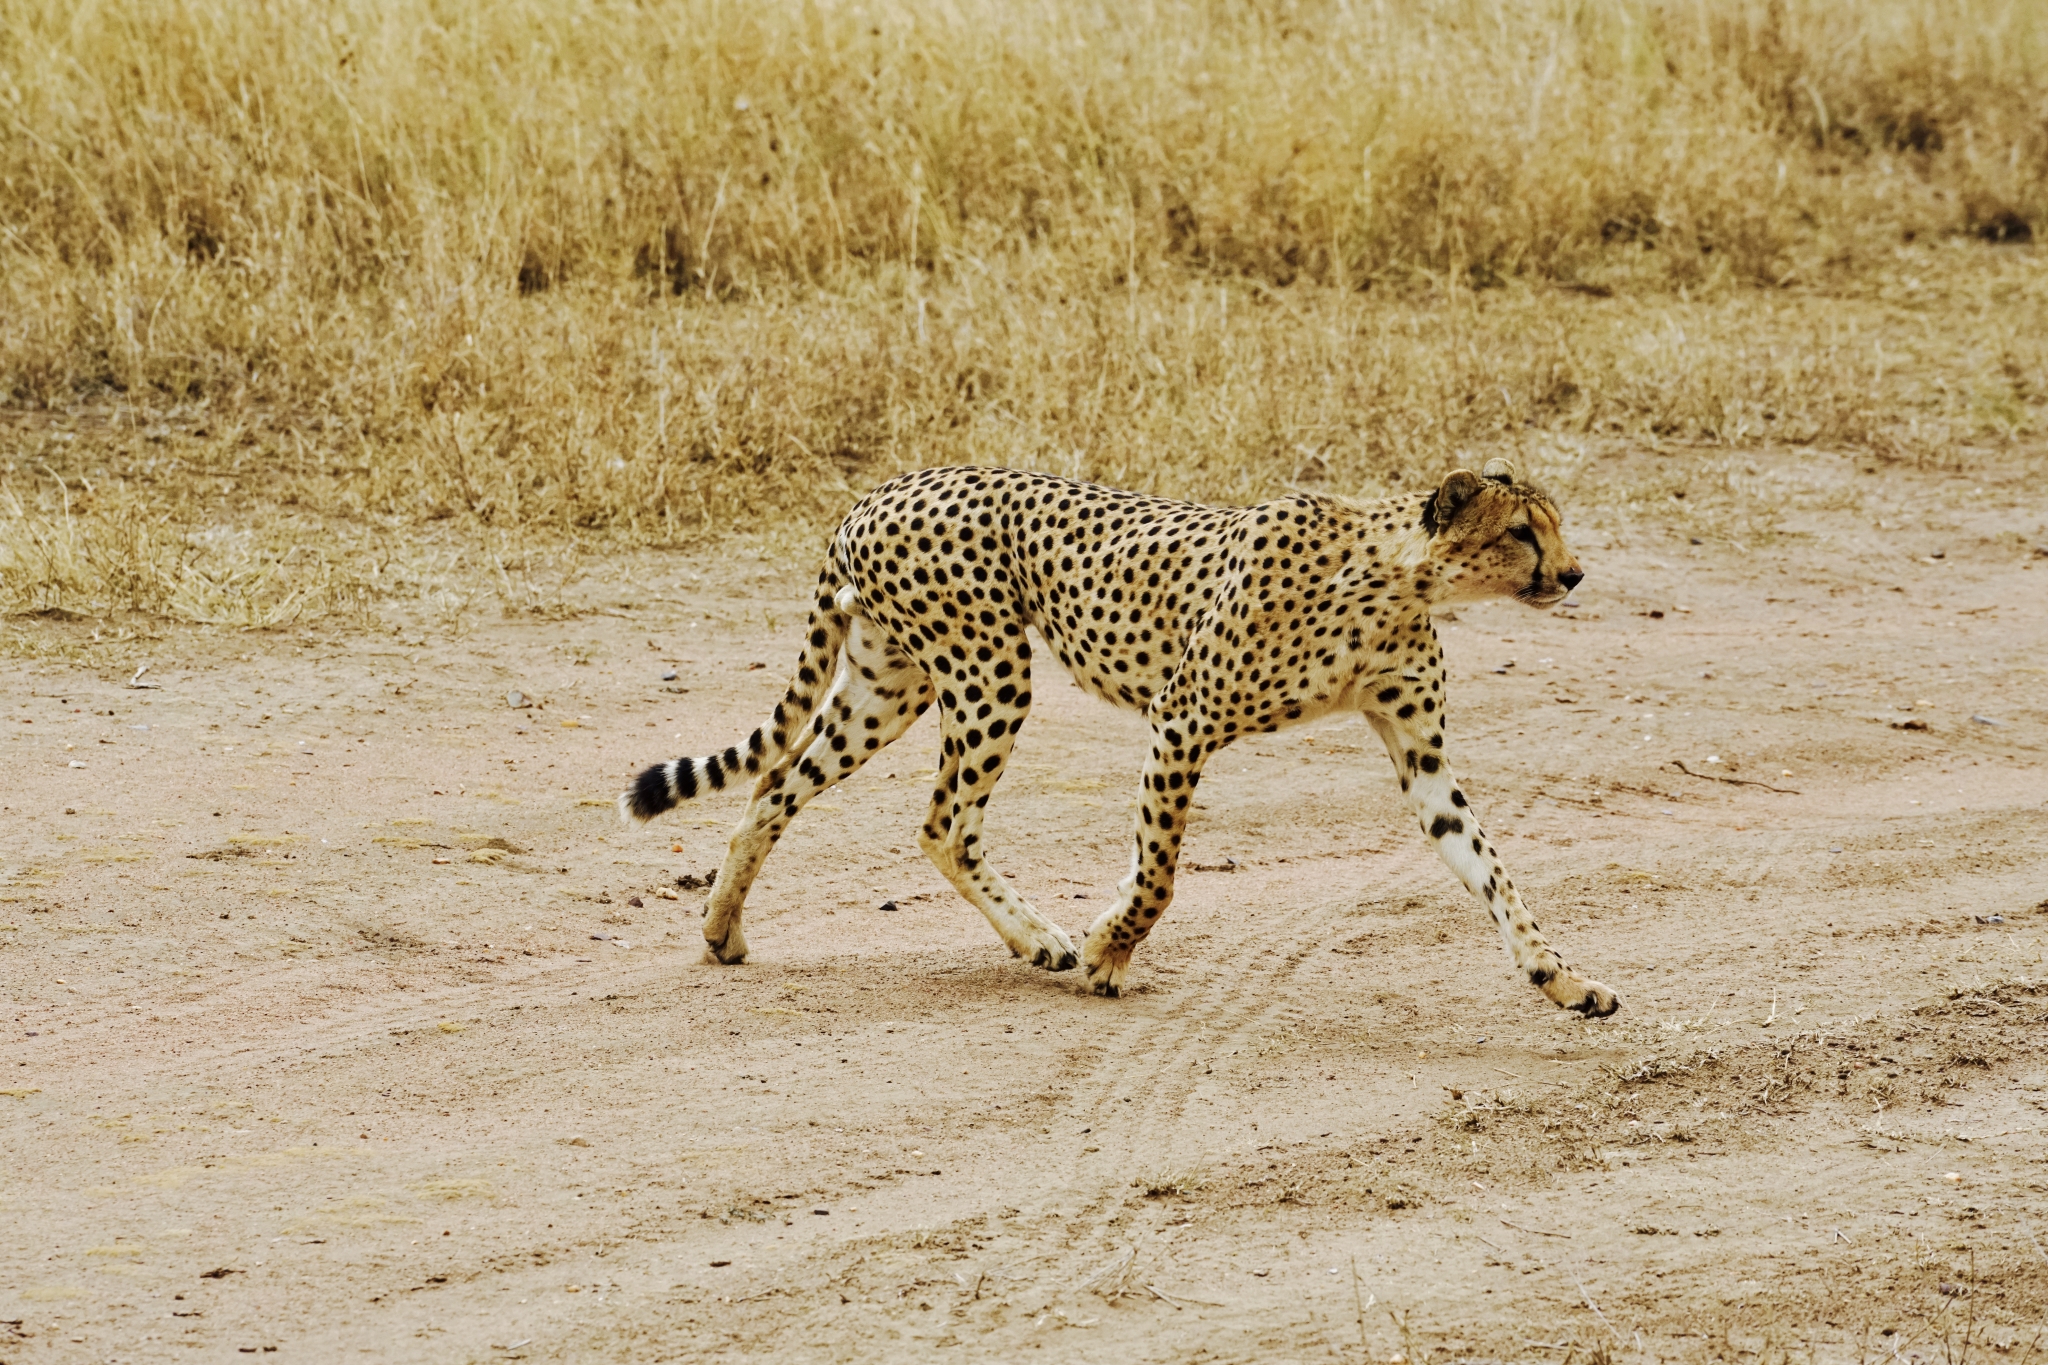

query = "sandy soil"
[[3, 448, 2046, 1364]]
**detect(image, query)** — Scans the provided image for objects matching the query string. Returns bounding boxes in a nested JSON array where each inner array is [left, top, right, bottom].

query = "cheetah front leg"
[[1364, 712, 1619, 1018]]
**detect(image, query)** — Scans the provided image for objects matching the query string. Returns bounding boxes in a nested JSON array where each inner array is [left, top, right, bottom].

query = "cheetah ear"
[[1481, 457, 1517, 485], [1423, 469, 1482, 535]]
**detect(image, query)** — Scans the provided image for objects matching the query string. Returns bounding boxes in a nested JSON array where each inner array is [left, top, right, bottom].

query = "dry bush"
[[1, 0, 2045, 625]]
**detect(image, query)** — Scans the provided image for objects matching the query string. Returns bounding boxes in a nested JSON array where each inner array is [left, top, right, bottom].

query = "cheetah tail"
[[617, 568, 852, 824]]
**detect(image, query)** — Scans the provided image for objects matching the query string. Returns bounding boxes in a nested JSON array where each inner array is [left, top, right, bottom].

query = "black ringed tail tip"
[[622, 763, 679, 823]]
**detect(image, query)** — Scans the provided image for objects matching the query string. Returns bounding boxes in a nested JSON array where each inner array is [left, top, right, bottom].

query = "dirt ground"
[[3, 446, 2046, 1364]]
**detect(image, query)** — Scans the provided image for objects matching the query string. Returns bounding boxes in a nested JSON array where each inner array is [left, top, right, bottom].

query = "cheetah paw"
[[702, 928, 749, 966], [1083, 957, 1129, 997], [1546, 973, 1619, 1018], [1022, 923, 1079, 973], [1080, 923, 1130, 997]]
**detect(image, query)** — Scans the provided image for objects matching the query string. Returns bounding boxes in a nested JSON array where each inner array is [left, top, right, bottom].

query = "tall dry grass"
[[2, 0, 2045, 624], [7, 0, 2044, 310]]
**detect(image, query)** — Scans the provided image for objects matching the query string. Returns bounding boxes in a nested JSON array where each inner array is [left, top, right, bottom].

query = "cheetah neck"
[[1348, 495, 1439, 577]]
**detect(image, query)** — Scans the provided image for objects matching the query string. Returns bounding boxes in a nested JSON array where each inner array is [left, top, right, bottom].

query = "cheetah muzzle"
[[621, 459, 1619, 1020]]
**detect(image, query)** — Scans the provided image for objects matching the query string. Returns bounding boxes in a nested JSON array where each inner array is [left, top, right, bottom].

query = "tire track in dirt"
[[686, 844, 1478, 1354], [1004, 846, 1445, 1285], [649, 852, 1445, 1336], [1085, 852, 1441, 1126]]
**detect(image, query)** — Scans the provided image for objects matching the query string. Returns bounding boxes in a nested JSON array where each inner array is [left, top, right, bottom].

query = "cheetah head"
[[1421, 458, 1584, 608]]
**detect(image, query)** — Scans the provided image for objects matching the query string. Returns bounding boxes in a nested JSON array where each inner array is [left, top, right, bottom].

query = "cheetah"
[[621, 459, 1619, 1017]]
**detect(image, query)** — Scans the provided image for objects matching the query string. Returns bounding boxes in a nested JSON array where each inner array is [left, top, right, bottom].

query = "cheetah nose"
[[1559, 568, 1584, 591]]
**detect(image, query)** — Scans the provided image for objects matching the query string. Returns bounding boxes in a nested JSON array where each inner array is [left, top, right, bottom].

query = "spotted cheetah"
[[622, 459, 1619, 1017]]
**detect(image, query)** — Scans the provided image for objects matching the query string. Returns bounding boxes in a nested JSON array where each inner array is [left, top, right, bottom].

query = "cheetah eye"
[[1507, 525, 1538, 545]]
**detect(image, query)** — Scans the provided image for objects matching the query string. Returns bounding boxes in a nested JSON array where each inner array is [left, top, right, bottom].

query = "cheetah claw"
[[1033, 945, 1079, 972], [1015, 921, 1078, 973]]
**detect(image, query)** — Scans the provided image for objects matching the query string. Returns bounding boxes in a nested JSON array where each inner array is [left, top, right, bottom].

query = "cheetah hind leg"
[[917, 715, 1077, 973], [701, 627, 931, 964]]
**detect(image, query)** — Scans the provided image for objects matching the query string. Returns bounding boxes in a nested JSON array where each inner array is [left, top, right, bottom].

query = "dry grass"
[[8, 0, 2044, 300], [0, 459, 377, 628], [2, 0, 2046, 628]]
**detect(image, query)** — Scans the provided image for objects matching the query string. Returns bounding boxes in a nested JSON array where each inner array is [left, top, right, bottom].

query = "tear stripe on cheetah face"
[[620, 461, 1616, 1018]]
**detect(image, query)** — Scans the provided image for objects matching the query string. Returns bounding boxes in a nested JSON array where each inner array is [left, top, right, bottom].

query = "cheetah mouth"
[[1517, 587, 1570, 607]]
